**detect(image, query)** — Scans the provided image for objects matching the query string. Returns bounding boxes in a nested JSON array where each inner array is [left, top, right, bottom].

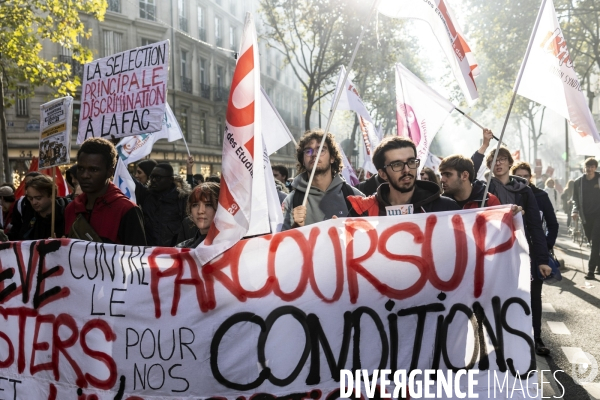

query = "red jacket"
[[462, 193, 501, 209], [65, 183, 138, 244]]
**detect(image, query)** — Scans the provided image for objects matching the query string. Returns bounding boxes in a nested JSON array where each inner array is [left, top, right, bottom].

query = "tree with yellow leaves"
[[0, 0, 107, 182]]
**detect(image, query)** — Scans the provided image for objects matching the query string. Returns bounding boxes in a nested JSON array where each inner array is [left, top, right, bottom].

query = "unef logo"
[[397, 103, 421, 146], [540, 28, 573, 69]]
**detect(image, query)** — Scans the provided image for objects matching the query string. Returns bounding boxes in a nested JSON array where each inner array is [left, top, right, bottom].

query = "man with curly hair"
[[65, 138, 146, 245], [281, 130, 363, 230]]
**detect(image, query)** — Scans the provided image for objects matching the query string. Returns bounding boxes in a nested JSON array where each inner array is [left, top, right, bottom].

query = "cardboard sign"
[[39, 96, 73, 169], [0, 207, 540, 399], [77, 40, 169, 143]]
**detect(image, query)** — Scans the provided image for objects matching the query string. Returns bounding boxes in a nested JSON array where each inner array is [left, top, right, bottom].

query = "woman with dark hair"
[[562, 179, 574, 228], [176, 182, 220, 248], [135, 160, 157, 185], [419, 167, 440, 186]]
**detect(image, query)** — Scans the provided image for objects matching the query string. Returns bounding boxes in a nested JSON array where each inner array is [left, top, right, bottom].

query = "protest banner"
[[0, 207, 542, 399], [77, 40, 169, 143], [39, 96, 73, 169]]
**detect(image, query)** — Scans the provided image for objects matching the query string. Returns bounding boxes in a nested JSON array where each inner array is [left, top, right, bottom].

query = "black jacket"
[[355, 174, 385, 196], [530, 184, 559, 249], [142, 186, 189, 247], [572, 171, 600, 225], [15, 197, 69, 240]]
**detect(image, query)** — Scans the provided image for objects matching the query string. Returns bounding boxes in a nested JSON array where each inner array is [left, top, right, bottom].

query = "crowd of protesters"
[[0, 130, 597, 357]]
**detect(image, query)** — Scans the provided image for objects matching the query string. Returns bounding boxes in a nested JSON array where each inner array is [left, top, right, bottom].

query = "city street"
[[536, 212, 600, 399]]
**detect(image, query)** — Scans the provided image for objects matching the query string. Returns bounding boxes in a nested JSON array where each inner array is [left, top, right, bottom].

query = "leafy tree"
[[0, 0, 106, 182], [259, 0, 422, 133]]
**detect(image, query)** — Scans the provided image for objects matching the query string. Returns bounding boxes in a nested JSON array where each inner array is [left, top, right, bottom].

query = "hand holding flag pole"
[[302, 0, 381, 207], [480, 0, 548, 208], [454, 108, 507, 145]]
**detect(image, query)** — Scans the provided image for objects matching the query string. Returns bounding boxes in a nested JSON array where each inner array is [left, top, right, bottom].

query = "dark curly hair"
[[295, 130, 343, 176], [77, 138, 118, 170]]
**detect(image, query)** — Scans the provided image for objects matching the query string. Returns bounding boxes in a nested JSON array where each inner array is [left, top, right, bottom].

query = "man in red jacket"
[[65, 138, 146, 245], [439, 154, 501, 209]]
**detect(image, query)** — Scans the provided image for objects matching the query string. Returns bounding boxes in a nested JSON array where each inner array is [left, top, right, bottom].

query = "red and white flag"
[[517, 0, 600, 143], [395, 63, 455, 171], [14, 157, 69, 199], [379, 0, 480, 105], [332, 66, 380, 174], [194, 13, 270, 264]]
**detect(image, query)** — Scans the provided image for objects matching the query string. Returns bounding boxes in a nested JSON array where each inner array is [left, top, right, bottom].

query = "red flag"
[[14, 157, 70, 198]]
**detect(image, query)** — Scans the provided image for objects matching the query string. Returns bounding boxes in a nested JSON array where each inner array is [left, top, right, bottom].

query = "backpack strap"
[[292, 189, 304, 209]]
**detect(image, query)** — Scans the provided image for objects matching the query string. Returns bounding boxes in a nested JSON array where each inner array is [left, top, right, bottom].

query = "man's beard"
[[307, 161, 331, 176], [389, 173, 415, 193]]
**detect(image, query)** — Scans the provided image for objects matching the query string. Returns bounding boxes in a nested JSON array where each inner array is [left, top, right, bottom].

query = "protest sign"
[[77, 40, 169, 143], [0, 207, 542, 399], [39, 96, 73, 169]]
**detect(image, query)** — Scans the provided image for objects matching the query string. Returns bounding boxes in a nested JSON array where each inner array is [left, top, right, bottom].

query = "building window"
[[179, 108, 189, 140], [200, 112, 207, 144], [16, 87, 28, 117], [216, 66, 223, 89], [181, 51, 192, 93], [266, 47, 271, 76], [276, 54, 281, 80], [200, 58, 210, 99], [139, 0, 155, 21], [215, 16, 222, 47], [103, 31, 123, 57], [198, 6, 206, 41], [229, 26, 236, 51], [107, 0, 120, 12], [141, 38, 155, 46], [178, 0, 188, 32], [216, 117, 223, 145]]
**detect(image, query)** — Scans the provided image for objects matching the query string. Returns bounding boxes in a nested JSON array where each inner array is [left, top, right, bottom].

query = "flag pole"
[[480, 0, 548, 207], [302, 0, 381, 206], [51, 168, 56, 238], [454, 108, 506, 145], [181, 135, 191, 158]]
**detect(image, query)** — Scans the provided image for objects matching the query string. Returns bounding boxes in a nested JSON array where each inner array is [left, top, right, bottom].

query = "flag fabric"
[[340, 147, 360, 186], [261, 87, 294, 155], [570, 125, 600, 157], [195, 13, 268, 264], [395, 63, 455, 171], [14, 157, 69, 199], [115, 103, 183, 164], [379, 0, 479, 105], [517, 0, 600, 143], [423, 152, 442, 175], [332, 66, 380, 174], [113, 158, 136, 202]]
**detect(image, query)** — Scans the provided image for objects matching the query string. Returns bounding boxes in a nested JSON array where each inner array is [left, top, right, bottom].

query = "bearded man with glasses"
[[347, 137, 460, 217]]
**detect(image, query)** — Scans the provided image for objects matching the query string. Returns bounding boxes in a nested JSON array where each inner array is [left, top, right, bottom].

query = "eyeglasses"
[[149, 174, 170, 181], [303, 147, 328, 157], [495, 157, 509, 164], [384, 158, 420, 172]]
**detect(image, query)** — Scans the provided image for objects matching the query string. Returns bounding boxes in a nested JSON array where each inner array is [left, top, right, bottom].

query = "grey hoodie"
[[282, 173, 363, 230]]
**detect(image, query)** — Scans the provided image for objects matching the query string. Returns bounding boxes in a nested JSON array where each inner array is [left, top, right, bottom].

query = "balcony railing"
[[199, 27, 206, 41], [213, 86, 229, 102], [107, 0, 121, 12], [216, 37, 223, 47], [179, 16, 188, 32], [200, 83, 210, 99], [182, 77, 193, 94], [139, 2, 155, 21], [59, 55, 83, 78]]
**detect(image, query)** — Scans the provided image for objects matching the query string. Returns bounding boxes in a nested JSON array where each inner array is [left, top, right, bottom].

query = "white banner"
[[395, 63, 455, 171], [78, 40, 169, 143], [517, 0, 600, 143], [39, 96, 73, 169], [379, 0, 480, 105], [0, 208, 543, 399]]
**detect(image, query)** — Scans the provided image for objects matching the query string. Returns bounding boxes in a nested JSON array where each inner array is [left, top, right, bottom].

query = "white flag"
[[395, 63, 455, 171], [113, 158, 136, 202], [262, 137, 284, 233], [379, 0, 479, 105], [423, 152, 442, 175], [570, 125, 600, 157], [261, 87, 294, 155], [340, 147, 360, 186], [332, 66, 380, 174], [195, 13, 267, 264], [115, 103, 183, 164], [517, 0, 600, 143]]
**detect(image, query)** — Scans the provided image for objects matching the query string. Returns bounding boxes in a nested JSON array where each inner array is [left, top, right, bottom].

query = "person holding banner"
[[482, 147, 552, 356], [347, 137, 460, 217], [176, 182, 220, 248], [282, 131, 364, 230], [16, 176, 67, 240], [0, 186, 15, 234], [65, 138, 146, 245]]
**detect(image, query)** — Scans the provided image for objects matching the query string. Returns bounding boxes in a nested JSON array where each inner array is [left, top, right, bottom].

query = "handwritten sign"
[[39, 96, 72, 169], [77, 40, 169, 143], [0, 207, 540, 398]]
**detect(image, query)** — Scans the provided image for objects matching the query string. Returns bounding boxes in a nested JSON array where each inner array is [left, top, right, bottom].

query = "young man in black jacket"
[[481, 146, 552, 356], [571, 157, 600, 279]]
